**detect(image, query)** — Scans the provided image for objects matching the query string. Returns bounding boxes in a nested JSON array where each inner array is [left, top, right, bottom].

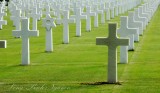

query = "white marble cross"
[[82, 6, 96, 31], [12, 18, 39, 65], [117, 16, 138, 63], [105, 2, 110, 21], [100, 3, 105, 24], [44, 5, 54, 17], [134, 8, 147, 30], [94, 4, 103, 27], [138, 6, 149, 25], [110, 2, 115, 19], [36, 3, 43, 20], [55, 4, 62, 25], [42, 14, 56, 52], [30, 7, 41, 30], [96, 23, 129, 83], [58, 10, 75, 44], [0, 7, 6, 29], [128, 12, 143, 36], [0, 19, 6, 30], [142, 4, 151, 21], [0, 6, 6, 19], [115, 1, 119, 16], [70, 8, 87, 37], [11, 9, 21, 30], [128, 12, 143, 42], [118, 1, 122, 14]]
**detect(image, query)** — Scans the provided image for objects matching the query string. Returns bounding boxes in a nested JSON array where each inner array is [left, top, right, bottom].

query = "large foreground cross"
[[96, 23, 129, 83]]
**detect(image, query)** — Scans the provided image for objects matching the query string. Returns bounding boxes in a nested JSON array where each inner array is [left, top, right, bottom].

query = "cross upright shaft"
[[96, 23, 129, 83]]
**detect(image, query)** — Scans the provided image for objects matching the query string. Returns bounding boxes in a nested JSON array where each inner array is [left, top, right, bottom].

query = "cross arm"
[[96, 37, 108, 45], [81, 12, 86, 15], [69, 18, 75, 23], [128, 28, 138, 35], [56, 18, 62, 24], [81, 15, 87, 19], [97, 10, 103, 14], [70, 15, 76, 19], [0, 20, 7, 25], [116, 38, 129, 46], [117, 28, 138, 36], [12, 30, 21, 37], [28, 30, 39, 37], [90, 12, 96, 16]]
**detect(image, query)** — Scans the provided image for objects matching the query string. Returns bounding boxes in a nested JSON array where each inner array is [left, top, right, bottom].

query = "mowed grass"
[[0, 5, 159, 93]]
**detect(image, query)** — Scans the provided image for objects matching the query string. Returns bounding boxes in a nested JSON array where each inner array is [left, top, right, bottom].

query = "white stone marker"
[[44, 5, 54, 17], [100, 3, 105, 24], [0, 6, 6, 20], [12, 18, 39, 65], [128, 14, 139, 42], [94, 4, 103, 27], [11, 9, 21, 30], [30, 7, 41, 30], [55, 4, 62, 25], [0, 40, 7, 48], [142, 4, 151, 21], [115, 1, 119, 16], [105, 2, 110, 21], [43, 14, 56, 52], [134, 8, 147, 30], [118, 1, 122, 14], [117, 16, 138, 63], [0, 7, 6, 29], [58, 10, 75, 44], [128, 12, 143, 36], [37, 3, 43, 20], [110, 2, 115, 19], [145, 3, 153, 17], [70, 8, 87, 37], [138, 6, 149, 25], [0, 19, 6, 29], [96, 23, 129, 83], [82, 6, 96, 31]]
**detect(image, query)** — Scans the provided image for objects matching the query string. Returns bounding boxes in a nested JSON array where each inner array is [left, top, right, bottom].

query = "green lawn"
[[0, 5, 160, 93]]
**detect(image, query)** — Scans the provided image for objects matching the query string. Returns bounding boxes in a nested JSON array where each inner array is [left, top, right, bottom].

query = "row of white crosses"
[[96, 0, 160, 84], [0, 1, 7, 48], [8, 0, 144, 66], [9, 0, 141, 34], [0, 2, 7, 30], [118, 0, 160, 65], [121, 0, 159, 62]]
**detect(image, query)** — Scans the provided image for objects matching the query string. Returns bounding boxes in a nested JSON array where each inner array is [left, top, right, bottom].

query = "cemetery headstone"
[[96, 23, 129, 83], [82, 6, 96, 31], [12, 18, 39, 65], [43, 14, 56, 52], [138, 6, 149, 25], [117, 16, 138, 63], [105, 2, 110, 21], [93, 4, 103, 27], [70, 8, 87, 37], [30, 7, 41, 30], [134, 8, 146, 30], [57, 10, 75, 44]]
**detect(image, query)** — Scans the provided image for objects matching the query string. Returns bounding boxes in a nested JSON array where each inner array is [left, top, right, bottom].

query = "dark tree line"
[[0, 0, 9, 6], [0, 0, 9, 2]]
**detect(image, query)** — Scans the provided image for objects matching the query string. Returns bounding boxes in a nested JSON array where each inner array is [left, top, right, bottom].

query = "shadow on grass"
[[80, 81, 122, 85]]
